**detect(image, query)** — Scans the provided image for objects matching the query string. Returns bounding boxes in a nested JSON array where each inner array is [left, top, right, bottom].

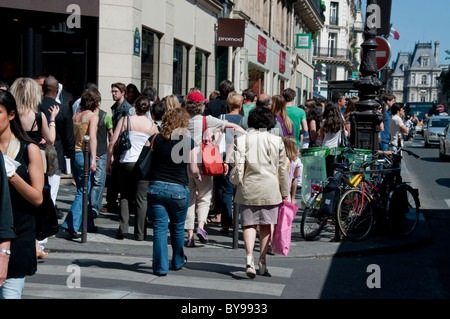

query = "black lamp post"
[[350, 0, 384, 151]]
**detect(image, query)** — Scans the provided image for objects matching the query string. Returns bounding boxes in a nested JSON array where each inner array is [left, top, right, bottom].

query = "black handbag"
[[340, 128, 350, 148], [135, 133, 158, 180], [115, 116, 132, 156], [35, 178, 59, 241]]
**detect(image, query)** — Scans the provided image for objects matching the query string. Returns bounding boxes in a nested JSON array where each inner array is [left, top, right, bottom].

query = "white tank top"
[[120, 131, 150, 163]]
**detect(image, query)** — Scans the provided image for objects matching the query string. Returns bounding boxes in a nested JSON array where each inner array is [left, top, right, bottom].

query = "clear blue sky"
[[361, 0, 450, 66]]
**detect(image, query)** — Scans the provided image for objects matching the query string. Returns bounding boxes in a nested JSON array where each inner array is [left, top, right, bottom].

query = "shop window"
[[141, 28, 160, 93], [280, 79, 285, 94], [173, 40, 190, 96], [195, 50, 208, 97], [248, 64, 265, 96]]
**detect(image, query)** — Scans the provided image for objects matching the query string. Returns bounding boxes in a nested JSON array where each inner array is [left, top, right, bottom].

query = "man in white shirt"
[[389, 103, 408, 150]]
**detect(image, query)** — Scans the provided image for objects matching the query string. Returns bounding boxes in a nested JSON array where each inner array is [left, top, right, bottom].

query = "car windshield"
[[430, 119, 450, 128]]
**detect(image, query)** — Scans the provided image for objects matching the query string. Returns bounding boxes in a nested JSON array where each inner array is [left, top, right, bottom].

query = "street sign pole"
[[350, 0, 385, 152]]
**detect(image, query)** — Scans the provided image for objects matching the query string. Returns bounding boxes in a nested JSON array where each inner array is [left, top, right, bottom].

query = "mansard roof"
[[410, 42, 438, 69]]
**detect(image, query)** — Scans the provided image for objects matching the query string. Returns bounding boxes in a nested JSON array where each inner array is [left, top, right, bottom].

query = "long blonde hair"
[[165, 94, 181, 111], [282, 136, 298, 162], [272, 94, 293, 135], [10, 77, 42, 115]]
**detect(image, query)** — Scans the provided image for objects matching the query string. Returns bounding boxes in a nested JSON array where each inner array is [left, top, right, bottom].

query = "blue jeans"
[[62, 151, 95, 232], [213, 172, 234, 227], [147, 181, 189, 275], [90, 153, 107, 215], [0, 277, 25, 299]]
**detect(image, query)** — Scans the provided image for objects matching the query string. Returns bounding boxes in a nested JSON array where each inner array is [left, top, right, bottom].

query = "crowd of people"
[[2, 72, 409, 296]]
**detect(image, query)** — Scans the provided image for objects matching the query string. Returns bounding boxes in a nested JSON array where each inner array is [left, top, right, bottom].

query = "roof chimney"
[[435, 41, 440, 65]]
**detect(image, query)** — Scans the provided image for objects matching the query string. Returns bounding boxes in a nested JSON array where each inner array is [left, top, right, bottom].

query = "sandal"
[[258, 259, 271, 277], [207, 215, 221, 224], [245, 255, 256, 279]]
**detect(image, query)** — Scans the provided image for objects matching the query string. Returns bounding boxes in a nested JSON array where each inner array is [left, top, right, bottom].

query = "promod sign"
[[217, 18, 246, 47]]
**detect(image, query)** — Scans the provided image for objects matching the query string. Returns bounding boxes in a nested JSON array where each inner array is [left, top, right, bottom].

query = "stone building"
[[0, 0, 326, 110], [389, 42, 443, 104], [312, 0, 364, 99]]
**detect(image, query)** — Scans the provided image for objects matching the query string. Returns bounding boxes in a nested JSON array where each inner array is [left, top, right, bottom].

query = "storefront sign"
[[258, 35, 267, 64], [279, 50, 286, 73], [296, 33, 311, 49], [217, 18, 246, 47]]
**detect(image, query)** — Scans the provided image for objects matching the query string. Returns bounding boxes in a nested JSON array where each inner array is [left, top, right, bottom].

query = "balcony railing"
[[313, 47, 353, 59], [313, 46, 359, 70]]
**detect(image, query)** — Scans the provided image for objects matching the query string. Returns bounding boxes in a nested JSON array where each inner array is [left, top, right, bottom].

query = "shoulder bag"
[[135, 132, 158, 180], [201, 116, 224, 176], [115, 116, 132, 156], [36, 177, 59, 240], [15, 141, 59, 240], [339, 126, 350, 148]]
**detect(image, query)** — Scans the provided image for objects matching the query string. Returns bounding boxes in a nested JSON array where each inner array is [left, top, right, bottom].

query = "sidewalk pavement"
[[45, 176, 433, 259]]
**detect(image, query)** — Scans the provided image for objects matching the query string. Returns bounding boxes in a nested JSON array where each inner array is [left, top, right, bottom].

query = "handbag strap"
[[119, 115, 127, 135], [202, 116, 212, 144], [149, 133, 158, 151], [127, 116, 132, 131]]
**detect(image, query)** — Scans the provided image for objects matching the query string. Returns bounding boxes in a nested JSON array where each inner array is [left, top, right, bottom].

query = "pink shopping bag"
[[272, 200, 299, 256]]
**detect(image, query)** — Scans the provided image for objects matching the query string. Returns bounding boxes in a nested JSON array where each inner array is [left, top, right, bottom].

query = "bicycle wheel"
[[337, 189, 373, 241], [387, 184, 420, 235], [301, 193, 327, 241]]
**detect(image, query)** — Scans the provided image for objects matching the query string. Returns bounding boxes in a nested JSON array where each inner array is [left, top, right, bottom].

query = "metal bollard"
[[81, 135, 90, 243]]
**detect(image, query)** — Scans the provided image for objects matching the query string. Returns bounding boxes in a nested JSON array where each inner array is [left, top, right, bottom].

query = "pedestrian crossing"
[[22, 253, 294, 299]]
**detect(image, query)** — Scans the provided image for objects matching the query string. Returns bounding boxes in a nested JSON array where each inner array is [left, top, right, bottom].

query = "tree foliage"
[[440, 50, 450, 101]]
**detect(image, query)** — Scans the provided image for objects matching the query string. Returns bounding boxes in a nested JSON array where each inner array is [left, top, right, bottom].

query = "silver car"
[[439, 123, 450, 160], [424, 115, 450, 148]]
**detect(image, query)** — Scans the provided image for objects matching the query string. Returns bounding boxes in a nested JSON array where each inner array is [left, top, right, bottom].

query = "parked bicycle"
[[336, 144, 421, 241], [300, 149, 363, 241]]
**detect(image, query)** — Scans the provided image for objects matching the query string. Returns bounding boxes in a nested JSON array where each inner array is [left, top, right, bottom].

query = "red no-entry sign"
[[437, 105, 444, 112], [360, 36, 391, 71]]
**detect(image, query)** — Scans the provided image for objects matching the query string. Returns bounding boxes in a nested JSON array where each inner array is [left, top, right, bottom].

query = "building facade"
[[0, 0, 325, 110], [389, 42, 443, 105], [230, 0, 325, 105], [312, 0, 364, 99]]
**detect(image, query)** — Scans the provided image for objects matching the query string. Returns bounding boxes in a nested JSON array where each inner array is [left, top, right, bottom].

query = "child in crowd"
[[283, 136, 302, 204]]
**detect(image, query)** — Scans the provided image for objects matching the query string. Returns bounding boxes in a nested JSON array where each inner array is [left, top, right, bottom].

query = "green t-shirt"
[[286, 105, 306, 148], [243, 104, 256, 116], [104, 113, 113, 130]]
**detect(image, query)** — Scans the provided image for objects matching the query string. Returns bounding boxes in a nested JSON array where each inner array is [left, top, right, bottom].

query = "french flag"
[[390, 28, 400, 40]]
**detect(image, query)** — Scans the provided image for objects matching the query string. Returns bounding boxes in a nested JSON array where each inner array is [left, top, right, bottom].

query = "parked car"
[[439, 123, 450, 160], [424, 115, 450, 148]]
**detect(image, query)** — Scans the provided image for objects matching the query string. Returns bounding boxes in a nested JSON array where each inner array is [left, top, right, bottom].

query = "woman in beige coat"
[[230, 108, 289, 278]]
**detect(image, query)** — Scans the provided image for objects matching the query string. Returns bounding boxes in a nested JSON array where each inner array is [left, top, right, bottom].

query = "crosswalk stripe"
[[29, 255, 289, 297], [23, 283, 181, 299]]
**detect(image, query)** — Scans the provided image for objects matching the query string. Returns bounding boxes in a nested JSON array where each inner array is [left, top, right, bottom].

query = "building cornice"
[[293, 0, 325, 32]]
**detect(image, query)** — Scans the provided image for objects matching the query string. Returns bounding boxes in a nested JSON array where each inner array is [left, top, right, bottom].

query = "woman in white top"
[[107, 96, 159, 241], [319, 103, 344, 177]]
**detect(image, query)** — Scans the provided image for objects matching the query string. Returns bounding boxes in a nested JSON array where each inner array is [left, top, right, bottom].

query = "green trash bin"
[[300, 147, 329, 208], [341, 148, 373, 171]]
